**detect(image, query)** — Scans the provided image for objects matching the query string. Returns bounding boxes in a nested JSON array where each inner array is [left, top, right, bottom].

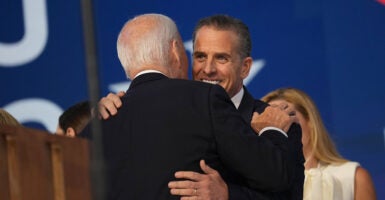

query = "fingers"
[[270, 102, 292, 116], [200, 160, 216, 175], [107, 92, 123, 108], [175, 170, 204, 181], [170, 162, 227, 200], [268, 106, 292, 132], [252, 111, 260, 120], [270, 102, 288, 110], [169, 188, 197, 196], [168, 180, 197, 189], [97, 101, 112, 120], [181, 196, 200, 200], [199, 160, 209, 173], [97, 92, 124, 119], [169, 171, 204, 198], [117, 91, 126, 97], [251, 106, 293, 133], [278, 103, 288, 110], [169, 180, 198, 198], [98, 97, 116, 119]]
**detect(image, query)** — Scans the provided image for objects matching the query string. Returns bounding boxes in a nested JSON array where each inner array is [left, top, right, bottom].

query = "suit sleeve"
[[208, 85, 294, 191], [254, 99, 304, 199], [286, 123, 305, 200]]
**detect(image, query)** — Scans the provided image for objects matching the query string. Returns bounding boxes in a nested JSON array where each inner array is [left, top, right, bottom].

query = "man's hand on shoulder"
[[251, 106, 293, 134], [97, 91, 125, 119]]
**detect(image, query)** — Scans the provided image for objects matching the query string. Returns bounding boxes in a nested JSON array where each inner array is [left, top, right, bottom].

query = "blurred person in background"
[[261, 87, 376, 200], [56, 100, 91, 137]]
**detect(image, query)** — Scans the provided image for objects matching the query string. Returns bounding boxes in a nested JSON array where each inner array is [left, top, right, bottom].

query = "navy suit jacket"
[[90, 73, 295, 200], [227, 87, 305, 200]]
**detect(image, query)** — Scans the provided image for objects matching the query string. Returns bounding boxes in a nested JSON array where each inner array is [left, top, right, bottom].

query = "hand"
[[270, 102, 299, 123], [97, 91, 125, 119], [168, 160, 228, 200], [251, 106, 293, 133]]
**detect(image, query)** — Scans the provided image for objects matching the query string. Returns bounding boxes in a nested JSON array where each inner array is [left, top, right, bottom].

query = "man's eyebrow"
[[215, 52, 229, 55], [193, 51, 205, 55], [214, 52, 231, 57]]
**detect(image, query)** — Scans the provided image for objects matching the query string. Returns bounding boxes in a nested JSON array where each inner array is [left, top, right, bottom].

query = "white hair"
[[116, 14, 180, 79]]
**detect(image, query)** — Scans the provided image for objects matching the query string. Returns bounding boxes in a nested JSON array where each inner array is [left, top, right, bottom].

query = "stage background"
[[1, 0, 384, 197]]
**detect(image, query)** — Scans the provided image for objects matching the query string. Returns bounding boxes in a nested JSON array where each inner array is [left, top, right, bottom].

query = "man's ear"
[[240, 57, 253, 79], [171, 39, 181, 67], [66, 127, 76, 137]]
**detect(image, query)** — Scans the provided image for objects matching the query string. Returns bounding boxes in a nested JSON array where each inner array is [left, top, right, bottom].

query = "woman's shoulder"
[[354, 166, 377, 200], [325, 161, 359, 170], [355, 166, 372, 182], [322, 161, 359, 180]]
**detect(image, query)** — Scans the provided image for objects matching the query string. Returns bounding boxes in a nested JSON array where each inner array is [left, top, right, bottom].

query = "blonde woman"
[[261, 88, 376, 200], [0, 108, 20, 127]]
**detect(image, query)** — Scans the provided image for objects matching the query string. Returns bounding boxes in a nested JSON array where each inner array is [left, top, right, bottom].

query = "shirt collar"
[[231, 87, 244, 109], [134, 71, 244, 109], [135, 70, 164, 78]]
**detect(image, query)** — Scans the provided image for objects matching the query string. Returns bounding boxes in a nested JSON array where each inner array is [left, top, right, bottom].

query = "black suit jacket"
[[94, 73, 294, 200], [227, 87, 305, 200]]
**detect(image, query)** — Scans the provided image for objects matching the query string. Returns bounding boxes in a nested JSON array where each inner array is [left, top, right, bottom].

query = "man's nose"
[[203, 59, 216, 74]]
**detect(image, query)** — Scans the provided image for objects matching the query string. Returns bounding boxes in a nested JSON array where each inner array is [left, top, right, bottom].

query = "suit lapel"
[[238, 87, 257, 122], [238, 86, 270, 122]]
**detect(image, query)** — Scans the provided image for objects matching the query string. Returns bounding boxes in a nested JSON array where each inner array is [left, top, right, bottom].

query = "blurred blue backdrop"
[[1, 0, 384, 197]]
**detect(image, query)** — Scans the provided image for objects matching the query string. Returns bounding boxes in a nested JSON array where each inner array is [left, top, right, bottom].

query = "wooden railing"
[[0, 125, 91, 200]]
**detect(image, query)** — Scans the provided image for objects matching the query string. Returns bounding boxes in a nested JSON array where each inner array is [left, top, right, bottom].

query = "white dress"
[[303, 161, 359, 200]]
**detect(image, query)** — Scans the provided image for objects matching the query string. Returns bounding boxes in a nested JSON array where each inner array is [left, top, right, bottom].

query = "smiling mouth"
[[202, 79, 220, 84]]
